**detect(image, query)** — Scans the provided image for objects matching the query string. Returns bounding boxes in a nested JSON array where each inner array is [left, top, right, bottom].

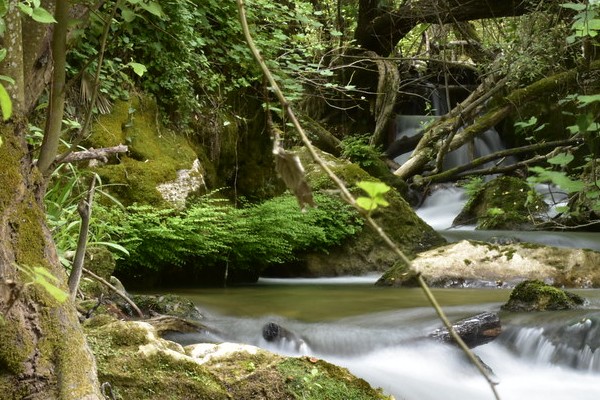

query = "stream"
[[158, 169, 600, 398]]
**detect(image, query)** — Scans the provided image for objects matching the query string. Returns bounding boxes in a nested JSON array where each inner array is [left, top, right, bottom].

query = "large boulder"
[[266, 147, 445, 277], [84, 318, 392, 400], [377, 240, 600, 288]]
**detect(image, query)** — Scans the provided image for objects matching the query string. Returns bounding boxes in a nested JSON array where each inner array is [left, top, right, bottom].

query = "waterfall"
[[390, 83, 514, 172]]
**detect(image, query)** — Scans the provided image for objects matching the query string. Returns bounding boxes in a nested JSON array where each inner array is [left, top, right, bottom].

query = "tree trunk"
[[354, 0, 560, 56], [0, 126, 102, 399]]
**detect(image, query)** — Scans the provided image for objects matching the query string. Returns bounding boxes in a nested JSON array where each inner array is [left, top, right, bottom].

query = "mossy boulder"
[[271, 147, 444, 277], [377, 240, 600, 288], [130, 294, 204, 320], [87, 96, 205, 206], [84, 319, 391, 400], [501, 280, 585, 311], [453, 176, 547, 229]]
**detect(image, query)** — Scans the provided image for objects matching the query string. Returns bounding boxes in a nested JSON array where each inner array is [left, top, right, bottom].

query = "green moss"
[[502, 280, 585, 311], [0, 128, 23, 210], [277, 358, 390, 400], [89, 97, 198, 206], [86, 322, 228, 400], [375, 259, 419, 287], [455, 176, 547, 229], [0, 317, 34, 375]]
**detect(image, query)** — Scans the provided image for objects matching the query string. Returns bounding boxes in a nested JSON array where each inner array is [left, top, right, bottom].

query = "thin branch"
[[54, 0, 120, 166], [68, 176, 96, 299], [236, 1, 500, 399], [82, 267, 144, 318], [55, 144, 128, 164]]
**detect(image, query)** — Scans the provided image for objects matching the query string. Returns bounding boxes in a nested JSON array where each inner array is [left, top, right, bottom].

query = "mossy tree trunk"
[[0, 2, 102, 398]]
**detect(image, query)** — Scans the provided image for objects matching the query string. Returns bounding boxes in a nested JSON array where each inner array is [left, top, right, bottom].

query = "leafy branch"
[[236, 1, 500, 399]]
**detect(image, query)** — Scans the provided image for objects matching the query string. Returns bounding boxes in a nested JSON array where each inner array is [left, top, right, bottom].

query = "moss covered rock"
[[87, 97, 204, 206], [272, 147, 444, 277], [85, 319, 391, 400], [501, 280, 585, 311], [453, 176, 547, 229], [130, 294, 204, 320]]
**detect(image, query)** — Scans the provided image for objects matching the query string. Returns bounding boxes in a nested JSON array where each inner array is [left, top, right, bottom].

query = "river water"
[[158, 181, 600, 399], [164, 275, 600, 400]]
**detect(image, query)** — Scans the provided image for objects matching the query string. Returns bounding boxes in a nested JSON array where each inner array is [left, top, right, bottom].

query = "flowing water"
[[157, 102, 600, 398], [163, 278, 600, 400]]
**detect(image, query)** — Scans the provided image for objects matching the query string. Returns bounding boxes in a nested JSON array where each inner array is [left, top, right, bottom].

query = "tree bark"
[[354, 0, 559, 56], [0, 127, 101, 399]]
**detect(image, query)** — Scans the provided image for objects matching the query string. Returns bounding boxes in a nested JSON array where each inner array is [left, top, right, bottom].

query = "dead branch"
[[82, 267, 144, 318], [420, 138, 582, 184], [55, 144, 128, 164]]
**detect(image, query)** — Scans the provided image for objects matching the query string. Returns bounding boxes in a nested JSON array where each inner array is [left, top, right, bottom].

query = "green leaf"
[[560, 3, 587, 11], [140, 1, 164, 18], [0, 48, 6, 62], [127, 61, 147, 77], [18, 4, 33, 16], [577, 94, 600, 107], [0, 83, 12, 120], [0, 0, 8, 17], [356, 197, 377, 211], [121, 8, 136, 23], [356, 181, 391, 198], [31, 7, 56, 23], [547, 152, 574, 166]]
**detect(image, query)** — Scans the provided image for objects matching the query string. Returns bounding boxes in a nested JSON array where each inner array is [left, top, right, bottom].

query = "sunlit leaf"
[[0, 83, 12, 120], [31, 7, 57, 24], [547, 152, 574, 166], [127, 61, 147, 77], [356, 181, 391, 198]]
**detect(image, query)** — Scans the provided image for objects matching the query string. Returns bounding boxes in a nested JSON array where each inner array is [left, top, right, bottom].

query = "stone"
[[501, 280, 585, 311], [377, 240, 600, 288]]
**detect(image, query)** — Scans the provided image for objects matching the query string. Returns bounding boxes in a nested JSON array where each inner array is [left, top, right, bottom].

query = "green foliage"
[[459, 176, 485, 198], [67, 0, 345, 128], [107, 193, 362, 273], [355, 181, 391, 212], [45, 164, 129, 267], [17, 1, 56, 24], [561, 2, 600, 43], [340, 134, 382, 168], [17, 264, 68, 303]]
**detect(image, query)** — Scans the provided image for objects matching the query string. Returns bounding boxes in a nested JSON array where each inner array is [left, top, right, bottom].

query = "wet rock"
[[262, 322, 308, 351], [378, 240, 600, 288], [85, 319, 392, 400], [130, 294, 204, 320], [501, 280, 585, 312]]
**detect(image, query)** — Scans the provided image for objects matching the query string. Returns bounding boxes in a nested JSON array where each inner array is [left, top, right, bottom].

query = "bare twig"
[[236, 1, 500, 399], [82, 268, 144, 318]]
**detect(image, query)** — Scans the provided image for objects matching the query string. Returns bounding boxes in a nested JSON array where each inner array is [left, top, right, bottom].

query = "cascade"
[[165, 281, 600, 400]]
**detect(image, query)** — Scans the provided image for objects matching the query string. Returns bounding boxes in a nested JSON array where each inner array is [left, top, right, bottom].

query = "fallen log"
[[428, 312, 501, 348]]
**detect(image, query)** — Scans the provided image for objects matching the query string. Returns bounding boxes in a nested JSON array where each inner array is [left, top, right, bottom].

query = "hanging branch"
[[421, 138, 582, 184], [236, 1, 500, 399]]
